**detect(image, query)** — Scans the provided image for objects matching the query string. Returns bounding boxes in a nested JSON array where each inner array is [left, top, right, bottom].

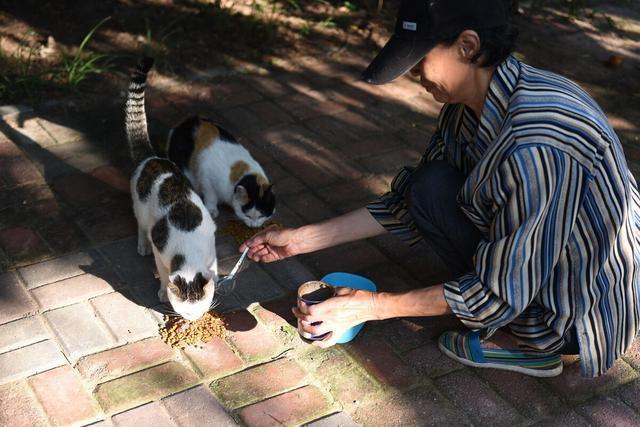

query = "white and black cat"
[[125, 58, 217, 321], [166, 116, 275, 228]]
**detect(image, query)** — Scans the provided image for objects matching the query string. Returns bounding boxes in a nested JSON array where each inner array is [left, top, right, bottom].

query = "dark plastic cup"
[[297, 281, 335, 342]]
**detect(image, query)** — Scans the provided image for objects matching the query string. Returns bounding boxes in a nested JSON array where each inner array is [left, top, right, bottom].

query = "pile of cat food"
[[158, 311, 225, 349], [221, 219, 281, 244]]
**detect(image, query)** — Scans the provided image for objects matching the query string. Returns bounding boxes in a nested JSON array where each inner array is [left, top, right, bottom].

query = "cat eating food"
[[166, 116, 275, 228], [125, 58, 217, 321]]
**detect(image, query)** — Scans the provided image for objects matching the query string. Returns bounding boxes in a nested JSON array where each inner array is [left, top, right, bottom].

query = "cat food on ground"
[[222, 218, 281, 243], [159, 311, 225, 349]]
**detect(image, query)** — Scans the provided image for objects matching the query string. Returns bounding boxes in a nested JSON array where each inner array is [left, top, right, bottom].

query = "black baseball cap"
[[362, 0, 511, 84]]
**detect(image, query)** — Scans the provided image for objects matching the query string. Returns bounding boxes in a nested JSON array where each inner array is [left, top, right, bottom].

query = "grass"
[[62, 16, 114, 87]]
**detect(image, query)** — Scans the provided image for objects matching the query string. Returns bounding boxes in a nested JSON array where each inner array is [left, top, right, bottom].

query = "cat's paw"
[[157, 288, 169, 303], [137, 240, 152, 256]]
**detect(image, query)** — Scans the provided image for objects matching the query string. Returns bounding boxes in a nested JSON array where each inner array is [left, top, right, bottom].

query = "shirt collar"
[[475, 55, 521, 147]]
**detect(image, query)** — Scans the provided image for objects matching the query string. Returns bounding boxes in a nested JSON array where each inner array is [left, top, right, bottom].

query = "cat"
[[125, 57, 217, 321], [166, 116, 276, 228]]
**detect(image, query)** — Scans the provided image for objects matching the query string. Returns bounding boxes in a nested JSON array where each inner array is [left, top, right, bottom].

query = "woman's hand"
[[293, 287, 380, 348], [240, 226, 306, 263]]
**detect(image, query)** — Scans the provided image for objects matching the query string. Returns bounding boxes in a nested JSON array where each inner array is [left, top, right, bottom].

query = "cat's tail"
[[125, 57, 155, 165]]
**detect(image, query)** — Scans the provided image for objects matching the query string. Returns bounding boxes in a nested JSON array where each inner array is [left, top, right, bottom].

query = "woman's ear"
[[457, 30, 481, 61]]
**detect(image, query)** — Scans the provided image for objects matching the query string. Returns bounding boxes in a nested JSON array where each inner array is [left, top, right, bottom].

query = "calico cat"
[[166, 116, 275, 228], [125, 58, 217, 321]]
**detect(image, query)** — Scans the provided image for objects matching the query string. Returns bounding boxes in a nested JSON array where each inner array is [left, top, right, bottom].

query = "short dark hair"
[[438, 19, 519, 67]]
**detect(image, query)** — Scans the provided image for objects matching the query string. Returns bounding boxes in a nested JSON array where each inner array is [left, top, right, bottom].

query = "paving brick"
[[221, 106, 266, 131], [617, 379, 640, 412], [210, 81, 263, 109], [351, 388, 470, 427], [94, 361, 199, 413], [262, 161, 306, 196], [44, 302, 116, 361], [404, 339, 462, 378], [435, 370, 523, 427], [302, 347, 379, 407], [18, 250, 106, 289], [31, 272, 119, 311], [0, 271, 38, 325], [226, 262, 285, 307], [253, 294, 298, 329], [381, 316, 463, 352], [78, 210, 138, 245], [91, 165, 130, 194], [247, 76, 291, 98], [261, 257, 316, 293], [303, 116, 357, 146], [212, 358, 306, 407], [0, 380, 48, 426], [271, 201, 306, 228], [238, 385, 330, 427], [35, 215, 87, 255], [29, 365, 99, 426], [304, 412, 358, 427], [3, 115, 57, 147], [361, 148, 423, 175], [475, 368, 564, 421], [0, 153, 43, 187], [533, 411, 590, 427], [99, 238, 156, 283], [0, 316, 48, 353], [543, 358, 638, 403], [0, 226, 50, 263], [45, 140, 112, 177], [346, 334, 414, 388], [111, 401, 175, 426], [182, 337, 243, 379], [355, 261, 419, 294], [579, 396, 639, 426], [284, 192, 337, 224], [315, 178, 388, 213], [306, 241, 388, 277], [247, 101, 295, 127], [0, 340, 66, 384], [76, 338, 174, 384], [223, 310, 282, 360], [91, 291, 158, 343], [622, 337, 640, 370], [275, 93, 346, 120], [162, 385, 237, 426]]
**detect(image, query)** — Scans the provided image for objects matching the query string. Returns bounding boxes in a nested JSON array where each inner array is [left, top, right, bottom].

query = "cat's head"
[[232, 174, 276, 228], [167, 271, 215, 321]]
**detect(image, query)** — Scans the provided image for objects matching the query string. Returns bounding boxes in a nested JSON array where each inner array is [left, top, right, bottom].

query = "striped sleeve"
[[444, 146, 588, 329], [365, 129, 446, 246]]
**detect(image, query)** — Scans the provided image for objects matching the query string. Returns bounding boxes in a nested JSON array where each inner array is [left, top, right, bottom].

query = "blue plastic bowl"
[[320, 272, 377, 344]]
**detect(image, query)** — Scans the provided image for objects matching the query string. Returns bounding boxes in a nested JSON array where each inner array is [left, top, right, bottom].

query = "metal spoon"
[[216, 247, 250, 294]]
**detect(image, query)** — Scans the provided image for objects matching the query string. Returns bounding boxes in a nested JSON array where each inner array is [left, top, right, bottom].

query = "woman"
[[240, 0, 640, 378]]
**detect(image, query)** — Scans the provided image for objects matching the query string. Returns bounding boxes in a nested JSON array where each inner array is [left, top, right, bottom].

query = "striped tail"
[[125, 57, 155, 165]]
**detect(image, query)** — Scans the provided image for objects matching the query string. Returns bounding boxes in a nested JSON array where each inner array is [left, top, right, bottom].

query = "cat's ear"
[[234, 185, 249, 205]]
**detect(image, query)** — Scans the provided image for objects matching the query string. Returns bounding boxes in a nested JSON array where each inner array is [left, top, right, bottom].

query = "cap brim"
[[361, 35, 436, 85]]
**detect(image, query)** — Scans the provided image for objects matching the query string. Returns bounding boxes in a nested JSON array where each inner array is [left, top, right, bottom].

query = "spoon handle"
[[226, 247, 250, 281]]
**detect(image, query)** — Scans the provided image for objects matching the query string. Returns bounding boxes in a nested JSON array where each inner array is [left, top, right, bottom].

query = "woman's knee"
[[407, 160, 464, 212]]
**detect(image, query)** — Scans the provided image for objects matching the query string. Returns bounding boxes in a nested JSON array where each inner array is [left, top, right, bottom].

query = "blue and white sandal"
[[438, 330, 563, 377]]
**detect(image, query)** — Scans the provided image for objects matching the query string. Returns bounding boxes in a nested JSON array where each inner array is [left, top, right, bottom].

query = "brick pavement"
[[0, 50, 640, 427]]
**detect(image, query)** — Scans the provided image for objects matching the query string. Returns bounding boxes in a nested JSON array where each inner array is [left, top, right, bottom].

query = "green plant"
[[62, 16, 113, 87], [143, 17, 182, 73], [319, 17, 337, 28]]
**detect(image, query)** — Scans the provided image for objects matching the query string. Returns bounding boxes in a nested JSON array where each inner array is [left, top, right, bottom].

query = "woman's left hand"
[[292, 287, 380, 348]]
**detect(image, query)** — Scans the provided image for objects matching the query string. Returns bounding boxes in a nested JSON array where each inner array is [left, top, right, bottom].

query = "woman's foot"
[[438, 330, 563, 377]]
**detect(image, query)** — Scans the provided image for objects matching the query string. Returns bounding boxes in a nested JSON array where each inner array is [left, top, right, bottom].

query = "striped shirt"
[[367, 55, 640, 377]]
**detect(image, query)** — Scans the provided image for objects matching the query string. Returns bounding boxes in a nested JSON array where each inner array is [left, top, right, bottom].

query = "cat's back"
[[168, 116, 252, 167]]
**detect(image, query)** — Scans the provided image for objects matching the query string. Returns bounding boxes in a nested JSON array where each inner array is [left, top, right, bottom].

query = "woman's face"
[[409, 39, 474, 104]]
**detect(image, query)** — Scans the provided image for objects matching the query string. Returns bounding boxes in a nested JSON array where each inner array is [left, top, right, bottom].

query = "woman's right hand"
[[239, 226, 305, 263]]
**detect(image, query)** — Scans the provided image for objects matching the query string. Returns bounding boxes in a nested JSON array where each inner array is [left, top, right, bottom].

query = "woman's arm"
[[241, 208, 386, 262], [297, 207, 387, 253]]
